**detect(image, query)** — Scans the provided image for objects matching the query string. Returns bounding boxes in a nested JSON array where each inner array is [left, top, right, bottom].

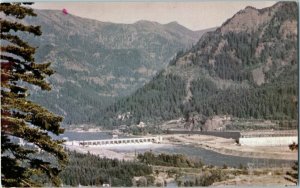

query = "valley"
[[55, 3, 298, 186], [1, 1, 298, 187]]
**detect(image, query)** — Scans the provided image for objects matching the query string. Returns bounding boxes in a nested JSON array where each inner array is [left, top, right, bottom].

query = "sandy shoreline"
[[66, 143, 172, 161]]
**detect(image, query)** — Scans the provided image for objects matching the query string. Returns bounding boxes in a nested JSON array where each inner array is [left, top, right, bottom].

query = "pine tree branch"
[[0, 19, 41, 35], [1, 45, 35, 62], [1, 70, 14, 84], [1, 33, 35, 50], [1, 89, 25, 102], [1, 134, 34, 157], [14, 73, 51, 90], [29, 159, 62, 186], [2, 116, 67, 164], [0, 3, 36, 19], [31, 62, 55, 76], [8, 84, 28, 95], [1, 82, 28, 98], [2, 97, 63, 134], [1, 156, 31, 187], [284, 176, 298, 184], [21, 179, 32, 187], [1, 55, 53, 79], [1, 54, 23, 64], [2, 134, 61, 187]]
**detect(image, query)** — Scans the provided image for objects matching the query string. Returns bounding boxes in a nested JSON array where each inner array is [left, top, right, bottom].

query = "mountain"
[[10, 9, 214, 125], [102, 2, 298, 128]]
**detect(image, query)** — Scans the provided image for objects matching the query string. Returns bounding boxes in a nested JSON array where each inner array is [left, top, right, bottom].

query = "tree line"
[[137, 151, 204, 168], [59, 151, 153, 186]]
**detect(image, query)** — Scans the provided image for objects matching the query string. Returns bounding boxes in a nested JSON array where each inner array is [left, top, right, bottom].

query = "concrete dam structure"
[[239, 130, 298, 146], [164, 129, 297, 147], [65, 136, 163, 147], [165, 130, 241, 140]]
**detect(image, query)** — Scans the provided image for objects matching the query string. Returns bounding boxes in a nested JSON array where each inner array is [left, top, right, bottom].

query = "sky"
[[32, 1, 277, 31]]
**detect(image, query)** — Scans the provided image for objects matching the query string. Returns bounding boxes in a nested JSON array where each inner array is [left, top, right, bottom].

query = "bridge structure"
[[65, 136, 163, 147]]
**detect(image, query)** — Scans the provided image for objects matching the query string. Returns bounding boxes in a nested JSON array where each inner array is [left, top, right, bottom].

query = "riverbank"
[[66, 145, 129, 160], [65, 143, 172, 161], [163, 134, 297, 160]]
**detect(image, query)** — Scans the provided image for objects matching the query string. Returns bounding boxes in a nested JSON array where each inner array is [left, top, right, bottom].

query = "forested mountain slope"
[[9, 9, 212, 125], [102, 2, 298, 127]]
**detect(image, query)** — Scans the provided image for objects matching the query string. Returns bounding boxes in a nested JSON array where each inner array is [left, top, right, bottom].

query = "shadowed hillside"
[[8, 9, 214, 125]]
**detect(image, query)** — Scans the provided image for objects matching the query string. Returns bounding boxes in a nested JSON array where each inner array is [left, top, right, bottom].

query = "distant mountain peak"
[[245, 6, 256, 10], [164, 21, 190, 29], [165, 21, 179, 25], [217, 2, 281, 34], [134, 20, 159, 25], [217, 1, 298, 35]]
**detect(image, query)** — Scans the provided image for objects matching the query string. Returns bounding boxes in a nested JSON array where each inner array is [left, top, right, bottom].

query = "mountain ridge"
[[12, 9, 215, 125], [100, 1, 298, 128]]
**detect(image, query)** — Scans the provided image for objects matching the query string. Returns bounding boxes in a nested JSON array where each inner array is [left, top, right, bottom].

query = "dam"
[[164, 129, 297, 147], [239, 130, 298, 146], [65, 136, 163, 147]]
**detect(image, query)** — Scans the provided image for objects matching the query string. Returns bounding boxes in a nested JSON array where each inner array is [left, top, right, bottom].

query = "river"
[[57, 131, 295, 168]]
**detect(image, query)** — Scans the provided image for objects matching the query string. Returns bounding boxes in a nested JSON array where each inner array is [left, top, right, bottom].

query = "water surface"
[[59, 131, 296, 168]]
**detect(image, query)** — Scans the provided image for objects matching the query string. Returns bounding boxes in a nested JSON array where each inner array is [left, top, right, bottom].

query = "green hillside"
[[101, 2, 298, 128]]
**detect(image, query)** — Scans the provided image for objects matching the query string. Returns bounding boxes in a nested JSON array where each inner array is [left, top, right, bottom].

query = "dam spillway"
[[65, 136, 163, 147]]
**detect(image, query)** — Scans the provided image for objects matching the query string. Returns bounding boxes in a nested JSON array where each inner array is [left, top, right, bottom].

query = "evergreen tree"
[[1, 3, 67, 186], [285, 142, 298, 185]]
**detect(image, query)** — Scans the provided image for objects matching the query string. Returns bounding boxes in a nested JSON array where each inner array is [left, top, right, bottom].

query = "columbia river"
[[57, 131, 295, 168]]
